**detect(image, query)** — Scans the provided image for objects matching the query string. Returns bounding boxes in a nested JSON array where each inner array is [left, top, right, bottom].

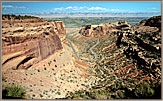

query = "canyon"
[[2, 15, 161, 99]]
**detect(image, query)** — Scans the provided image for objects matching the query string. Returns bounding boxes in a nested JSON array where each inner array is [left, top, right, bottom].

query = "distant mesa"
[[79, 21, 131, 37]]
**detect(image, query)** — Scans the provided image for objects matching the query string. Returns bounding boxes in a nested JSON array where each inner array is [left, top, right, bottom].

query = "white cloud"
[[110, 9, 129, 12], [66, 6, 80, 10], [88, 7, 107, 10], [54, 6, 88, 11], [79, 6, 88, 9], [111, 9, 120, 11], [54, 6, 107, 11], [54, 7, 64, 10], [53, 6, 130, 12], [148, 8, 157, 10], [15, 6, 26, 9], [66, 6, 73, 9], [2, 5, 26, 9], [2, 5, 14, 8]]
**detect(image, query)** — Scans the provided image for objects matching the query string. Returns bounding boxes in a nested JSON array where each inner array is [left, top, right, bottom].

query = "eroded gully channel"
[[66, 30, 99, 62]]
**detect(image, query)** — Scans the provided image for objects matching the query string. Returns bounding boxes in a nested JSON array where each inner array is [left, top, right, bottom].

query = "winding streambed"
[[67, 38, 99, 62]]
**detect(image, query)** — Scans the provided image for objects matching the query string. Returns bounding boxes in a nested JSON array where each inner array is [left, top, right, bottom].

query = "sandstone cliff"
[[2, 15, 66, 70], [79, 21, 130, 37]]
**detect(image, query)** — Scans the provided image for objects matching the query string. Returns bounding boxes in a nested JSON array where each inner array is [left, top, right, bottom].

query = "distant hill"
[[2, 14, 44, 23], [2, 14, 41, 20]]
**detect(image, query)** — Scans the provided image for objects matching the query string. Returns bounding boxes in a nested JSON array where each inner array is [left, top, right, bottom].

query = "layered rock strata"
[[2, 17, 66, 70], [79, 21, 130, 37]]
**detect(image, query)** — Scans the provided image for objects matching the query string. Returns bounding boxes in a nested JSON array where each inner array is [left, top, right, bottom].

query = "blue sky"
[[2, 2, 161, 14]]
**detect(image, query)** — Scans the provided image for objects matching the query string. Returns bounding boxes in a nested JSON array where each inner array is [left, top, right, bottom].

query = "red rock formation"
[[54, 21, 66, 35], [2, 17, 66, 70], [79, 21, 130, 37]]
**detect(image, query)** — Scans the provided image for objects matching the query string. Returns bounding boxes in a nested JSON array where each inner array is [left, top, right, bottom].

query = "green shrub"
[[57, 91, 61, 95], [2, 84, 26, 99], [134, 81, 155, 98], [81, 84, 85, 86], [70, 80, 73, 83], [48, 61, 52, 66], [40, 94, 43, 98]]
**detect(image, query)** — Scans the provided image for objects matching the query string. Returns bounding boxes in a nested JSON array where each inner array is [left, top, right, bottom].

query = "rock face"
[[79, 21, 130, 37], [2, 15, 66, 69], [132, 16, 161, 32], [54, 21, 66, 35], [116, 16, 161, 79], [144, 16, 161, 30]]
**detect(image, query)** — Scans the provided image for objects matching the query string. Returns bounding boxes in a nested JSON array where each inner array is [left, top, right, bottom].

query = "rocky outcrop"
[[54, 21, 66, 35], [133, 36, 160, 53], [2, 15, 66, 70], [115, 16, 161, 79], [144, 16, 161, 30], [2, 14, 45, 23], [68, 16, 161, 99], [79, 21, 130, 37], [132, 16, 161, 33]]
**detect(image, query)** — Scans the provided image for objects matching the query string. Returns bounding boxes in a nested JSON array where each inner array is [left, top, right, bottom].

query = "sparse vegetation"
[[53, 59, 56, 62], [2, 84, 27, 99], [48, 61, 52, 66], [40, 94, 43, 98], [2, 14, 42, 20], [57, 91, 61, 95], [65, 16, 161, 99]]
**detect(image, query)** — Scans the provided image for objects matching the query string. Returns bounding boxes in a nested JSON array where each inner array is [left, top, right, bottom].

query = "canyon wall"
[[2, 15, 66, 69], [79, 16, 161, 80], [79, 21, 130, 37]]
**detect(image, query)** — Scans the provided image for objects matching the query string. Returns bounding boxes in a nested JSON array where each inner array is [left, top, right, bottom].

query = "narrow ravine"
[[67, 37, 99, 62]]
